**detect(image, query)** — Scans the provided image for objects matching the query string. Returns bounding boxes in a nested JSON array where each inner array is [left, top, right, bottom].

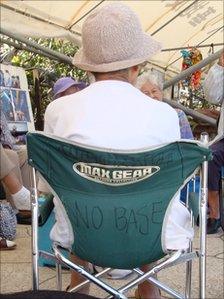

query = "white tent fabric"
[[1, 0, 223, 72]]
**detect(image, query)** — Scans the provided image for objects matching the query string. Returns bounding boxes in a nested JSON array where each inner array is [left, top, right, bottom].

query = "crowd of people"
[[0, 2, 223, 298]]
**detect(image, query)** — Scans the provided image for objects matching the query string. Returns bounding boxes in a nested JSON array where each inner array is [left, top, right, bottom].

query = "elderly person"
[[53, 77, 87, 99], [0, 144, 30, 250], [43, 3, 193, 298], [203, 52, 224, 234], [136, 71, 194, 139]]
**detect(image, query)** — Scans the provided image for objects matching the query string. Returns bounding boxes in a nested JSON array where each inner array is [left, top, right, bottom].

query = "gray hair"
[[136, 70, 164, 90]]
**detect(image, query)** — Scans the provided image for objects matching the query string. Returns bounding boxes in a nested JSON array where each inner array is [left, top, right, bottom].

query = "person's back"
[[45, 80, 179, 149], [46, 76, 192, 250]]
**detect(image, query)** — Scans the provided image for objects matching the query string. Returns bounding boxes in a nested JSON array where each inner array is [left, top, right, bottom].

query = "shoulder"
[[141, 95, 180, 125], [154, 99, 179, 119], [45, 93, 78, 113], [133, 87, 172, 112]]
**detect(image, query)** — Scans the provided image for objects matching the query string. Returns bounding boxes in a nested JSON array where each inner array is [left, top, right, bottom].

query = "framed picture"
[[0, 64, 34, 131]]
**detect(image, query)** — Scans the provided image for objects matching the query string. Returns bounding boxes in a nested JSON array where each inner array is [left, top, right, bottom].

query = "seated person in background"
[[0, 144, 30, 211], [42, 3, 193, 298], [203, 51, 224, 234], [0, 110, 31, 192], [0, 144, 31, 250], [136, 71, 194, 204], [53, 77, 87, 100], [136, 70, 194, 139]]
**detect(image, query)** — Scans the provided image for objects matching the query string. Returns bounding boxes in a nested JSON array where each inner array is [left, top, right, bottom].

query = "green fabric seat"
[[27, 132, 211, 270]]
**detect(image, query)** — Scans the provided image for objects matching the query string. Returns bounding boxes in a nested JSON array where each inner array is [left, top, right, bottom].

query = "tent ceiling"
[[1, 0, 223, 72]]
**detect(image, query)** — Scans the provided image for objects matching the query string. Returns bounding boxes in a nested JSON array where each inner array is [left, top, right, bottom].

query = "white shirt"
[[44, 80, 193, 251], [203, 63, 224, 141]]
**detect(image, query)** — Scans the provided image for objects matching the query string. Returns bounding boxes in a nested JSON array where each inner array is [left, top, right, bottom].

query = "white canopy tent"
[[1, 0, 223, 74]]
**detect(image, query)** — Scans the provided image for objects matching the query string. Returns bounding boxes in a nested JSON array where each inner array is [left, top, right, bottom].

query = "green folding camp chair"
[[27, 132, 211, 299]]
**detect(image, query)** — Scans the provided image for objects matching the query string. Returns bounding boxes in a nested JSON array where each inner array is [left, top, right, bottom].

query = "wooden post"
[[33, 69, 43, 130]]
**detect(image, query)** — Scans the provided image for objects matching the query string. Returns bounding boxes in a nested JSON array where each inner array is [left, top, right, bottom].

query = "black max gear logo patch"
[[73, 162, 160, 186]]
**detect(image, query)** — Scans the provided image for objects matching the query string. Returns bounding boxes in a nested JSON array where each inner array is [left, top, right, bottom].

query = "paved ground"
[[0, 225, 223, 298]]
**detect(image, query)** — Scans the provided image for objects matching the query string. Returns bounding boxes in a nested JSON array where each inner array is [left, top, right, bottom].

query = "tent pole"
[[165, 25, 224, 69], [33, 69, 43, 130], [163, 48, 223, 89], [1, 3, 81, 37], [1, 28, 73, 65], [151, 0, 198, 36], [67, 0, 105, 29], [1, 38, 58, 62], [162, 43, 224, 52], [163, 98, 216, 127]]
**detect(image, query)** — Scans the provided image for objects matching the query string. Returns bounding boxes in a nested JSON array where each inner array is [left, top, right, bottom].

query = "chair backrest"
[[27, 132, 211, 269]]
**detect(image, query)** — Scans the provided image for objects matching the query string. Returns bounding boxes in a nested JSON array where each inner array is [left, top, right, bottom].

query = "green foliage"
[[4, 38, 87, 128]]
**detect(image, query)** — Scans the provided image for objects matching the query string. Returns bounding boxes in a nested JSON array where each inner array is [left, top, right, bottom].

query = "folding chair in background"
[[27, 132, 211, 299]]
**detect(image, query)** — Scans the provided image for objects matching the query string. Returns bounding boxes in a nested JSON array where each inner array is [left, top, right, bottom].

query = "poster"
[[0, 64, 34, 132]]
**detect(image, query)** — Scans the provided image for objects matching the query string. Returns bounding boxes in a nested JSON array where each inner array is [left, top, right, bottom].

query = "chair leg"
[[31, 167, 39, 290], [53, 244, 127, 299], [199, 248, 206, 299], [56, 262, 62, 291], [185, 241, 192, 299], [69, 267, 111, 293], [119, 251, 183, 295], [133, 268, 184, 299], [199, 133, 209, 299], [199, 174, 208, 299], [185, 211, 194, 299]]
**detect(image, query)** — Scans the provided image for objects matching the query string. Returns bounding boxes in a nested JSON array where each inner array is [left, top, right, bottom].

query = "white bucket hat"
[[73, 3, 162, 72]]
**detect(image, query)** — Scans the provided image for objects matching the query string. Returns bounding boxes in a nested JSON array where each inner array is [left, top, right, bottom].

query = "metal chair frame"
[[30, 134, 209, 299]]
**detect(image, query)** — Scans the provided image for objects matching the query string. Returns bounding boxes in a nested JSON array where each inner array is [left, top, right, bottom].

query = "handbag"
[[0, 201, 17, 240]]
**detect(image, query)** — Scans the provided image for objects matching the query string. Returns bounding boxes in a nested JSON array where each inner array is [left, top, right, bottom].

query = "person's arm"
[[203, 53, 224, 105]]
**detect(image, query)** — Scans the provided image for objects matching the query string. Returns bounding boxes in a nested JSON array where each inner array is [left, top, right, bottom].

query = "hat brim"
[[73, 33, 162, 72]]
